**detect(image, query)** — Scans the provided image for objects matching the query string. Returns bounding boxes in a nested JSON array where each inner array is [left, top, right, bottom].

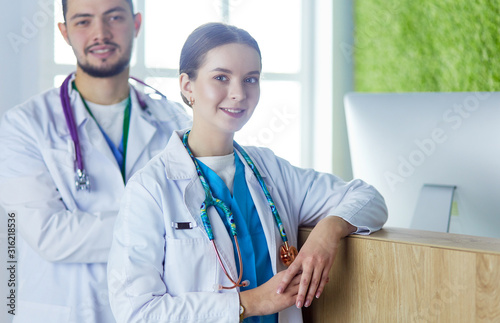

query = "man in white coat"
[[0, 0, 191, 322]]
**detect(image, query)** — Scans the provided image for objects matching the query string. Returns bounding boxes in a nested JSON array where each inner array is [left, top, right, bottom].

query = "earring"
[[189, 97, 195, 106]]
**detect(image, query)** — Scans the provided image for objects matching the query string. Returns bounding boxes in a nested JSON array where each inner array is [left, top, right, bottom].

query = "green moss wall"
[[354, 1, 500, 92]]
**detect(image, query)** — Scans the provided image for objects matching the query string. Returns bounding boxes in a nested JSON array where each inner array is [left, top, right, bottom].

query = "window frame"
[[42, 0, 340, 174]]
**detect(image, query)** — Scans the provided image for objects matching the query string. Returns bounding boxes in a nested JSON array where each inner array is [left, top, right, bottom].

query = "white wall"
[[1, 4, 20, 321], [1, 0, 54, 118], [332, 1, 355, 180], [1, 2, 55, 322]]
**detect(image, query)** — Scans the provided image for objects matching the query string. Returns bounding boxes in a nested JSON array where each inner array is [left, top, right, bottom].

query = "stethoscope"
[[182, 131, 298, 290], [60, 73, 166, 192]]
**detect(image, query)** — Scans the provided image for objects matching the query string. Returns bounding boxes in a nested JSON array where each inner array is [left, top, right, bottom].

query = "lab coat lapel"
[[183, 171, 239, 284], [207, 206, 239, 282], [167, 132, 238, 279], [171, 133, 238, 284], [125, 91, 156, 178], [237, 151, 281, 273]]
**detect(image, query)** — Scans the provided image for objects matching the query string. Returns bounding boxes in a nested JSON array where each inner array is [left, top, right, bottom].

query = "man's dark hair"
[[62, 0, 135, 22]]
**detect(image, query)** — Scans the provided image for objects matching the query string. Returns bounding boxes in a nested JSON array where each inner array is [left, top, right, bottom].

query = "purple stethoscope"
[[60, 73, 166, 192]]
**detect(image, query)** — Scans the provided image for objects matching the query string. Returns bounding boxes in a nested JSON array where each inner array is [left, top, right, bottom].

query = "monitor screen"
[[345, 92, 500, 238]]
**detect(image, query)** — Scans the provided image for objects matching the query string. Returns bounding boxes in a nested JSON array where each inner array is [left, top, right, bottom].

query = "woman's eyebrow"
[[210, 68, 261, 76], [211, 68, 233, 74]]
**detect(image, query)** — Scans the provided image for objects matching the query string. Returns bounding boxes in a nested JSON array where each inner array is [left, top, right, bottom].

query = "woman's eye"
[[214, 75, 228, 81], [245, 77, 259, 84]]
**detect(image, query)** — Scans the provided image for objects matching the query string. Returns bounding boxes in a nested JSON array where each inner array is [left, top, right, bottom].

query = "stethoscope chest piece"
[[280, 241, 298, 267], [75, 169, 90, 191]]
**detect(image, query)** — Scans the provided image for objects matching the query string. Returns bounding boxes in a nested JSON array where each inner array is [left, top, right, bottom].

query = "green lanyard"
[[121, 101, 131, 178], [72, 82, 131, 181]]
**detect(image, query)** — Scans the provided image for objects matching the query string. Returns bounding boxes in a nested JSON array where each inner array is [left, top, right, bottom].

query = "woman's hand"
[[276, 216, 356, 308], [239, 270, 301, 318]]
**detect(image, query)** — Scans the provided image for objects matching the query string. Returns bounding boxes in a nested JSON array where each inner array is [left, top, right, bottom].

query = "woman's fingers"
[[276, 262, 301, 294], [304, 267, 329, 307]]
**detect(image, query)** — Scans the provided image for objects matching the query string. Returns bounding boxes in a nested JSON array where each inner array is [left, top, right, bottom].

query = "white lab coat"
[[108, 130, 388, 323], [0, 75, 192, 323]]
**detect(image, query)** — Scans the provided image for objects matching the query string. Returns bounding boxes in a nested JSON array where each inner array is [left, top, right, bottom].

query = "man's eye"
[[75, 20, 90, 26], [110, 15, 125, 22]]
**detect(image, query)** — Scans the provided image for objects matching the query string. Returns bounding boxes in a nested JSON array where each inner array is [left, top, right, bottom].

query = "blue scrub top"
[[197, 154, 278, 323]]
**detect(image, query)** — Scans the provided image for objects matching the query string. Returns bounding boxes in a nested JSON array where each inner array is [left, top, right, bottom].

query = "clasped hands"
[[239, 216, 356, 318]]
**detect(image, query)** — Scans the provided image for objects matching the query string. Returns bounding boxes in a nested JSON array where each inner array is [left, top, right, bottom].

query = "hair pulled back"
[[179, 22, 261, 107]]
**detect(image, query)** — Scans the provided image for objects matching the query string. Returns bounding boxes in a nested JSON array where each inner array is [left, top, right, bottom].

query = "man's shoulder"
[[138, 94, 192, 125], [3, 87, 61, 123]]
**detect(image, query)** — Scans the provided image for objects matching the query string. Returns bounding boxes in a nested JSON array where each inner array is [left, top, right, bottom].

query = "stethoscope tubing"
[[182, 131, 297, 289], [211, 237, 248, 289], [60, 74, 85, 172], [59, 72, 167, 192]]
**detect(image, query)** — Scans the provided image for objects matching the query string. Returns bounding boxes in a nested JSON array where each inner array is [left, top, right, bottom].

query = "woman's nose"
[[229, 82, 246, 101]]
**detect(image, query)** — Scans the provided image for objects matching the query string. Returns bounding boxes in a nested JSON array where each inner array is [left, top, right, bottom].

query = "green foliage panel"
[[354, 0, 500, 92]]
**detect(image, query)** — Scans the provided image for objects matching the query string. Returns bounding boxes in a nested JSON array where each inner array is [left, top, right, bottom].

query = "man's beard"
[[77, 56, 130, 78]]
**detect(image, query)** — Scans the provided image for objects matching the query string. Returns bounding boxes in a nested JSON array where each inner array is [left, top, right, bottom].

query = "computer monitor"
[[344, 92, 500, 238]]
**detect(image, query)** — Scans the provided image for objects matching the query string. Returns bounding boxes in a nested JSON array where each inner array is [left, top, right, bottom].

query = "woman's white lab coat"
[[0, 75, 191, 323], [108, 130, 388, 323]]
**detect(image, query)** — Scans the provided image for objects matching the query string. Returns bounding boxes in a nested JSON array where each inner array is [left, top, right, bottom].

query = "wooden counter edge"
[[298, 226, 500, 255]]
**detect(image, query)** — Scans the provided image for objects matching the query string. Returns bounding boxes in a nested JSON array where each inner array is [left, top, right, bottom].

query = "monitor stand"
[[410, 184, 456, 233]]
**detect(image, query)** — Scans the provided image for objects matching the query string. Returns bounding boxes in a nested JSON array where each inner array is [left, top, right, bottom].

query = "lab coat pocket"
[[15, 300, 71, 323], [163, 237, 216, 296]]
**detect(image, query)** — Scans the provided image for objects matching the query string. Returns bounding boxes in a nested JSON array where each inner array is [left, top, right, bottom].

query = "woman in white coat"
[[108, 23, 387, 323]]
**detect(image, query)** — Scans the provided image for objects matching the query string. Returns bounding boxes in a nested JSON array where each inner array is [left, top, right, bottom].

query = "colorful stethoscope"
[[182, 131, 298, 290], [60, 73, 166, 192]]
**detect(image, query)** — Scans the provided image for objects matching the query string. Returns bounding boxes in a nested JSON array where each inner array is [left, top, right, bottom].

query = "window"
[[48, 0, 333, 171]]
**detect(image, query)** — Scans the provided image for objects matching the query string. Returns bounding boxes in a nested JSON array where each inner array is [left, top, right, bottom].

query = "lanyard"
[[182, 131, 297, 267], [232, 141, 289, 244], [73, 82, 131, 181], [182, 131, 236, 240]]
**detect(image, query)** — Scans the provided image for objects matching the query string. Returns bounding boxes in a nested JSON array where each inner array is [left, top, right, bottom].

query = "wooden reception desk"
[[298, 227, 500, 322]]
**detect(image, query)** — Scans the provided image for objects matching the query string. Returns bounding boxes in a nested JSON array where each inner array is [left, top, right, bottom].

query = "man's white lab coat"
[[0, 75, 191, 323]]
